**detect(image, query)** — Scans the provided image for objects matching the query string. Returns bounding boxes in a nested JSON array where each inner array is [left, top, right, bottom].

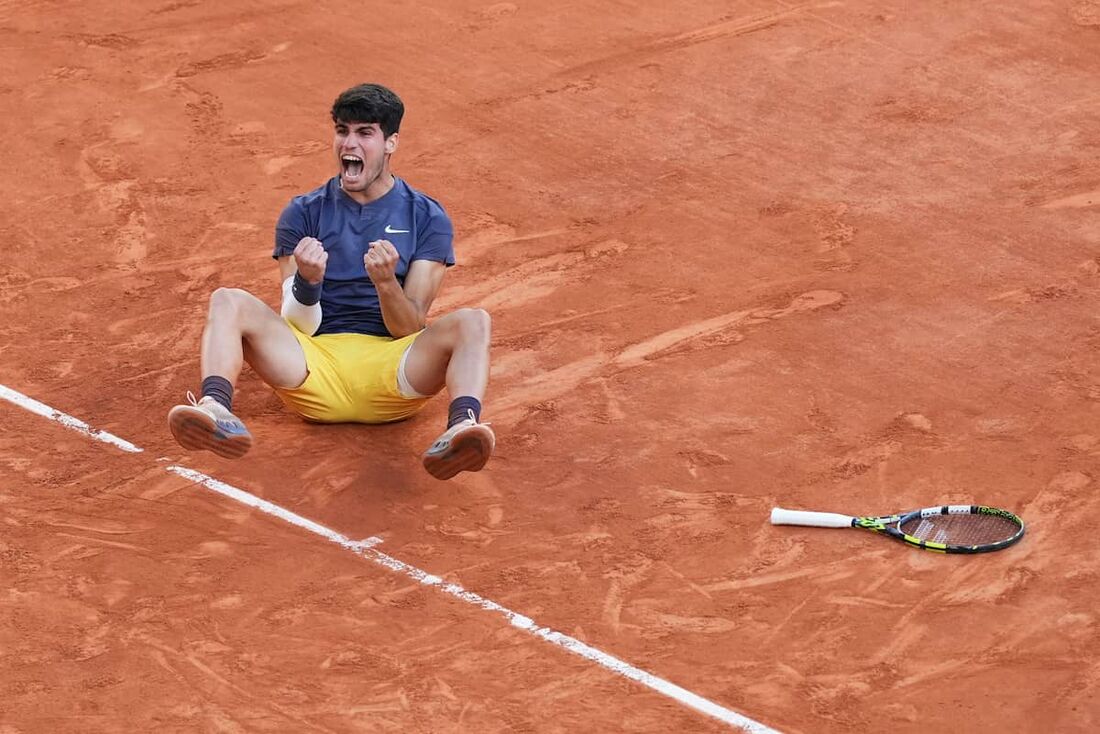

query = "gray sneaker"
[[168, 392, 252, 459], [421, 410, 495, 480]]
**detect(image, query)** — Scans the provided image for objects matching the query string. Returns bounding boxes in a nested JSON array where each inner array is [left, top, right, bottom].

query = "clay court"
[[2, 1, 1099, 731]]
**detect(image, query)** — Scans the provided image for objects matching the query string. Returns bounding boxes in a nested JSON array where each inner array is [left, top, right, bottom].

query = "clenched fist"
[[364, 239, 399, 285], [294, 237, 328, 284]]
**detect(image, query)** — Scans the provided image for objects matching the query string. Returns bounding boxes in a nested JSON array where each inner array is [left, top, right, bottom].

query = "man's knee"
[[207, 287, 256, 324], [455, 308, 491, 343]]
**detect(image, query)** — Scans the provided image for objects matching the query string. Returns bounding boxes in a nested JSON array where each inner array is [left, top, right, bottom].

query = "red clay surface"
[[3, 1, 1100, 731]]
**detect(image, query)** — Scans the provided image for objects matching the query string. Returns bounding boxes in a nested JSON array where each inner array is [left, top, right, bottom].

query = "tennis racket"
[[770, 504, 1024, 554]]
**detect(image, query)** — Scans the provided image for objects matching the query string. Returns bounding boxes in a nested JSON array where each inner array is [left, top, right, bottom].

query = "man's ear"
[[385, 133, 399, 154]]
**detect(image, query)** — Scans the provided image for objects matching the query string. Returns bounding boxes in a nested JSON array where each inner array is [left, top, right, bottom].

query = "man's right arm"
[[278, 238, 327, 336]]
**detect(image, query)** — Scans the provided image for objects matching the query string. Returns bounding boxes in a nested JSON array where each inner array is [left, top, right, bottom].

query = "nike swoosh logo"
[[384, 225, 410, 234]]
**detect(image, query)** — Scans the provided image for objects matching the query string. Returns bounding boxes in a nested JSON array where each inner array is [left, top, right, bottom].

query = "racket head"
[[883, 505, 1025, 553]]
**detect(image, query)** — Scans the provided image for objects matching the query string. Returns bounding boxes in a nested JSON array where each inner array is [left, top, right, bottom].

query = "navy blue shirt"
[[273, 176, 455, 337]]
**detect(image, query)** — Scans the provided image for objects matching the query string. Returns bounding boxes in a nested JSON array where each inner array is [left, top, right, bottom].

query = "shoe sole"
[[168, 405, 252, 459], [422, 425, 494, 480]]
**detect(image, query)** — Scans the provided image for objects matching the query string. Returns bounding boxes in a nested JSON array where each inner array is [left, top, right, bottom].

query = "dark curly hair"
[[330, 83, 404, 137]]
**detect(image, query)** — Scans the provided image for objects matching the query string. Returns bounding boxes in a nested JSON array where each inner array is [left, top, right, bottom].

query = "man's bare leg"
[[401, 308, 493, 479], [402, 307, 491, 397], [169, 287, 309, 458]]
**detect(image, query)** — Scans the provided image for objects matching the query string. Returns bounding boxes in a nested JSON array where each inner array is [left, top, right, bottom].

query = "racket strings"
[[900, 513, 1020, 546]]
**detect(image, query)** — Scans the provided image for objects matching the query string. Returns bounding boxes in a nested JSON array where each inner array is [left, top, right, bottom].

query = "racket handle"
[[770, 507, 855, 528]]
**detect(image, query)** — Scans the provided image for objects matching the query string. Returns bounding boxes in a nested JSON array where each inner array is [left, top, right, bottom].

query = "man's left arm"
[[365, 239, 447, 337]]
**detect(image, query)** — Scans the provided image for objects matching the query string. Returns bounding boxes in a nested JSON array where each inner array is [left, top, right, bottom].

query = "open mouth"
[[341, 154, 364, 179]]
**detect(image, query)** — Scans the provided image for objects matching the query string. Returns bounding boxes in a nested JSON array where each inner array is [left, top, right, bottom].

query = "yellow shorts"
[[273, 324, 432, 424]]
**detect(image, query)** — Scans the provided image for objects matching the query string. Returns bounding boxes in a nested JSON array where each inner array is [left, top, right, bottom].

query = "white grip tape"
[[770, 508, 855, 528]]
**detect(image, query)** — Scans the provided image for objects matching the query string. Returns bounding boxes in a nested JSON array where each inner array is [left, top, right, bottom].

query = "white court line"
[[3, 383, 779, 733], [0, 383, 142, 453]]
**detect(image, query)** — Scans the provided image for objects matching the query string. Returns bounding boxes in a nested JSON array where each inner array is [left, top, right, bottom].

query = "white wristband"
[[280, 275, 322, 336]]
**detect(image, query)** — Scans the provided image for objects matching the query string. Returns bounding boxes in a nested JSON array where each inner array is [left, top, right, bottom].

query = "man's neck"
[[343, 172, 396, 205]]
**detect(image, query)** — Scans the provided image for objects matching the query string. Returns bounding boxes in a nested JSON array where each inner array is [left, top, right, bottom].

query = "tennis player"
[[168, 83, 494, 480]]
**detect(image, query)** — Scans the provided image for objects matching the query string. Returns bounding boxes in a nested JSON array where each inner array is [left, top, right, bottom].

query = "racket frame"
[[771, 504, 1025, 554]]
